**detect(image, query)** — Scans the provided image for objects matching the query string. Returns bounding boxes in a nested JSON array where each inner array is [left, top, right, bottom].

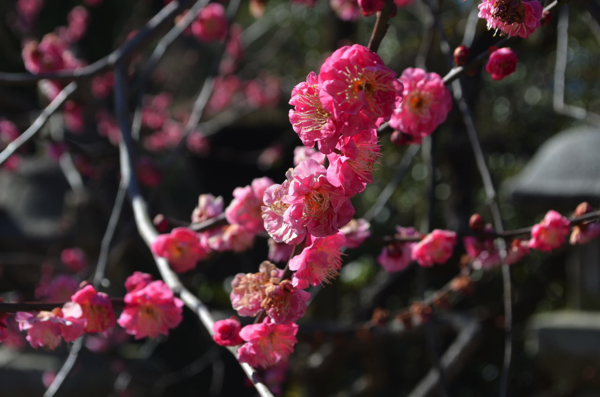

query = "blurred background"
[[0, 0, 600, 395]]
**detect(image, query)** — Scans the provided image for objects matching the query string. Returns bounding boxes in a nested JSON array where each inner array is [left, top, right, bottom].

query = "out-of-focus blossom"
[[268, 239, 294, 263], [190, 3, 228, 42], [61, 247, 87, 273], [136, 156, 162, 187], [412, 229, 456, 267], [505, 239, 530, 265], [485, 47, 518, 80], [293, 146, 326, 166], [17, 0, 44, 22], [358, 0, 385, 16], [63, 101, 85, 134], [378, 227, 419, 272], [330, 0, 361, 21], [389, 68, 452, 145], [244, 73, 281, 108], [529, 210, 570, 252], [151, 228, 207, 273], [340, 218, 371, 248], [570, 202, 600, 245]]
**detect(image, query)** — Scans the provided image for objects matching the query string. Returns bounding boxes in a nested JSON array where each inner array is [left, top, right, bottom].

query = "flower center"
[[492, 0, 525, 25]]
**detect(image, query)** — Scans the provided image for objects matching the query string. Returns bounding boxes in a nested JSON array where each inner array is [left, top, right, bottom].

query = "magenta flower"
[[486, 47, 518, 80], [478, 0, 543, 38], [327, 129, 380, 196], [283, 160, 355, 239], [358, 0, 385, 16], [289, 72, 341, 154], [151, 227, 207, 273], [230, 262, 283, 317], [412, 229, 457, 267], [378, 227, 419, 272], [237, 319, 298, 368], [190, 3, 228, 42], [389, 68, 452, 144], [22, 33, 81, 74], [61, 247, 88, 273], [319, 45, 402, 136], [293, 146, 326, 166], [226, 177, 274, 234], [289, 232, 346, 287], [71, 285, 116, 333], [262, 280, 311, 324], [340, 218, 371, 249], [212, 318, 244, 346], [505, 239, 530, 265], [118, 276, 183, 340], [529, 210, 570, 252]]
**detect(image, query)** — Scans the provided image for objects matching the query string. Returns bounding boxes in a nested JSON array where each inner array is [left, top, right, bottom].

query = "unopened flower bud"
[[469, 213, 484, 231], [153, 214, 169, 233], [453, 45, 470, 66]]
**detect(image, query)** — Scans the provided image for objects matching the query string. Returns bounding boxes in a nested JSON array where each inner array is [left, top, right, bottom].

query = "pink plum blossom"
[[282, 159, 355, 241], [191, 3, 228, 42], [125, 271, 153, 293], [226, 177, 274, 234], [570, 202, 600, 245], [191, 194, 223, 224], [118, 275, 183, 339], [71, 285, 116, 333], [505, 239, 530, 265], [340, 218, 371, 248], [237, 318, 298, 368], [389, 68, 452, 144], [529, 210, 570, 252], [289, 72, 341, 154], [230, 261, 283, 317], [411, 229, 457, 267], [244, 73, 282, 109], [486, 47, 518, 80], [212, 317, 244, 346], [463, 226, 500, 270], [151, 227, 207, 273], [17, 0, 44, 22], [478, 0, 543, 38], [61, 247, 87, 272], [378, 227, 419, 272], [262, 280, 311, 324], [358, 0, 385, 16], [327, 129, 380, 196], [207, 224, 255, 253], [289, 232, 346, 288], [293, 146, 326, 166], [16, 304, 84, 349], [22, 33, 81, 74], [319, 44, 403, 135], [43, 275, 79, 302], [268, 239, 294, 263]]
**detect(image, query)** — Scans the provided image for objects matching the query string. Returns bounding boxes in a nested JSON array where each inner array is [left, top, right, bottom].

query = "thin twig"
[[43, 338, 84, 397], [0, 82, 77, 166], [113, 62, 275, 397], [368, 0, 396, 52], [0, 2, 185, 85]]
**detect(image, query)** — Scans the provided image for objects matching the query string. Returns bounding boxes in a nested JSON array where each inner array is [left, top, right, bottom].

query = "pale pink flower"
[[327, 129, 380, 196], [207, 224, 255, 253], [340, 218, 371, 248], [118, 277, 183, 339], [16, 303, 84, 349], [358, 0, 385, 16], [289, 232, 346, 287], [478, 0, 543, 38], [191, 194, 224, 224], [282, 159, 355, 240], [412, 229, 456, 267], [389, 68, 452, 144], [505, 239, 530, 265], [61, 247, 87, 272], [226, 177, 274, 234], [71, 285, 116, 333], [293, 146, 326, 166], [319, 45, 402, 135], [59, 302, 86, 342], [529, 210, 570, 252], [230, 261, 283, 317], [570, 202, 600, 245], [330, 0, 361, 21], [151, 227, 207, 273], [262, 280, 311, 324], [191, 3, 228, 42], [378, 227, 419, 272], [257, 144, 284, 170], [486, 47, 518, 80], [262, 181, 299, 244], [212, 317, 244, 346], [237, 318, 298, 368], [268, 239, 294, 263]]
